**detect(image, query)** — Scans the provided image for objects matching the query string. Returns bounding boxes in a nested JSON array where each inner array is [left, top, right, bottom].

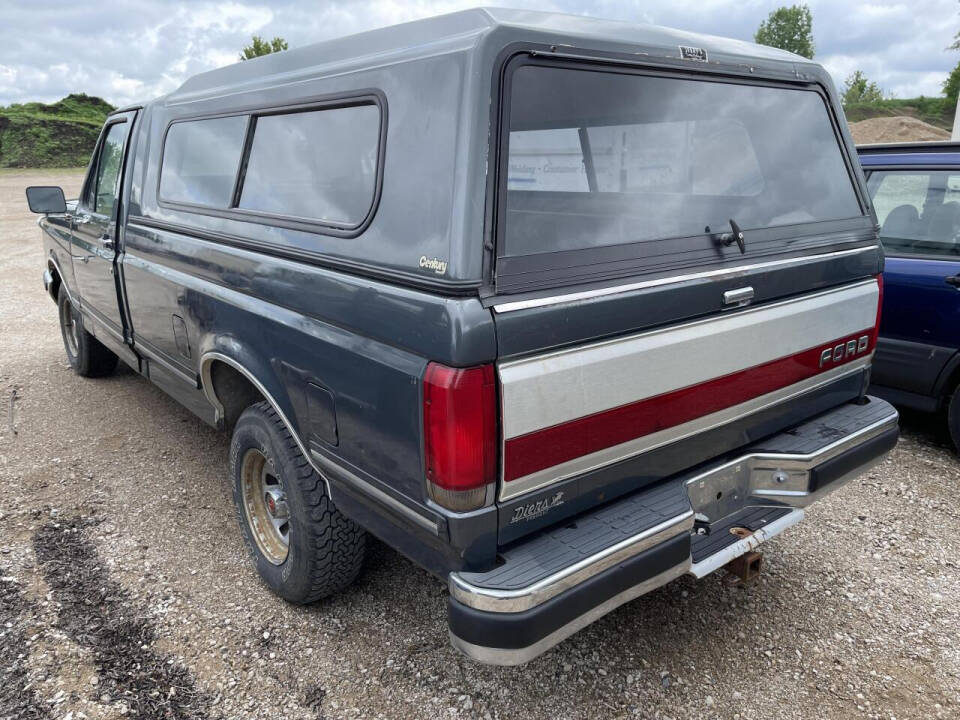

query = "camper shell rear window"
[[495, 59, 868, 294]]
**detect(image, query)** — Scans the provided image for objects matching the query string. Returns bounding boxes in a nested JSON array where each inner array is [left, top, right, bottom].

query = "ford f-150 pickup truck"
[[26, 8, 898, 665]]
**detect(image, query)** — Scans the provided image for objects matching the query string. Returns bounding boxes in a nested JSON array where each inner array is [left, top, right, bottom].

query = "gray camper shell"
[[139, 7, 856, 293], [30, 8, 897, 666]]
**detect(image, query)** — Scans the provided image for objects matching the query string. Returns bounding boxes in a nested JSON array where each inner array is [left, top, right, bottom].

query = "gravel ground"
[[1, 169, 959, 720]]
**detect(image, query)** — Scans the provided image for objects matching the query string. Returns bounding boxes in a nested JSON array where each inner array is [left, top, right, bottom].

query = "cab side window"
[[90, 123, 128, 218], [867, 170, 960, 257]]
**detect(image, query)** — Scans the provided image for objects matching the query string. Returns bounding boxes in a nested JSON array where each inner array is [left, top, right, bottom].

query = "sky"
[[0, 0, 957, 108]]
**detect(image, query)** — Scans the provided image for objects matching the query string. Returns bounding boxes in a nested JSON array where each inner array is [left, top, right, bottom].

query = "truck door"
[[72, 112, 135, 342], [865, 169, 960, 395]]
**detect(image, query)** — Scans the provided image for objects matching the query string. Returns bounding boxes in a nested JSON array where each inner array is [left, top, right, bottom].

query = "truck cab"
[[27, 8, 898, 665]]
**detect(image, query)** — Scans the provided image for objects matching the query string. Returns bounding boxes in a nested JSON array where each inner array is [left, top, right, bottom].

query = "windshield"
[[501, 64, 863, 260]]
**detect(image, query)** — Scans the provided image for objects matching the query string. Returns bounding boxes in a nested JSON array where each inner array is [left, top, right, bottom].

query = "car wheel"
[[230, 401, 366, 603], [947, 384, 960, 453], [57, 290, 118, 378]]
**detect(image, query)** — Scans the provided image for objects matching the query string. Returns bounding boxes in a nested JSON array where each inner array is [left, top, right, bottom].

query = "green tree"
[[239, 36, 289, 61], [754, 5, 814, 59], [842, 70, 885, 106], [944, 60, 960, 102]]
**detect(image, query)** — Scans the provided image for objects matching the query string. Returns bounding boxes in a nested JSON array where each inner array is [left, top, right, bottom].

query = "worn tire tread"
[[232, 401, 366, 603]]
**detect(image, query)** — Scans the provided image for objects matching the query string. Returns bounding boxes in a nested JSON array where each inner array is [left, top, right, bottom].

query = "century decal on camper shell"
[[419, 256, 448, 275]]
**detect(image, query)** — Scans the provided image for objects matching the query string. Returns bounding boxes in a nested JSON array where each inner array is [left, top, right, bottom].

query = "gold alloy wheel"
[[240, 448, 290, 565]]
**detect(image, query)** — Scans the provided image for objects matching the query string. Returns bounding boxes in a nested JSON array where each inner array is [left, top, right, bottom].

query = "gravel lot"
[[1, 169, 959, 720]]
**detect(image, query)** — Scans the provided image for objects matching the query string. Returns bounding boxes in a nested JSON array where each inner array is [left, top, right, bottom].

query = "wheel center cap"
[[263, 488, 289, 519]]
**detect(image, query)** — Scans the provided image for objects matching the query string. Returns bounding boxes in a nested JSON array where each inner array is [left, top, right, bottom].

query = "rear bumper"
[[448, 397, 898, 665]]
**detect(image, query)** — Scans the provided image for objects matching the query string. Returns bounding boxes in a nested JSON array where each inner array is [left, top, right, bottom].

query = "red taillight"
[[423, 362, 497, 512]]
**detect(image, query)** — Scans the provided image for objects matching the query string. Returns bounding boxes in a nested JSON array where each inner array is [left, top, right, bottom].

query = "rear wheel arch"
[[199, 351, 329, 493], [202, 357, 267, 429]]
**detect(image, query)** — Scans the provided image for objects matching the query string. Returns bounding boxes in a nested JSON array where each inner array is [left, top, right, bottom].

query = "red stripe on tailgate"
[[503, 329, 876, 483]]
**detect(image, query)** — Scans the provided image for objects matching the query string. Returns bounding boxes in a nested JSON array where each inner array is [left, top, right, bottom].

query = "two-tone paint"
[[36, 9, 885, 583], [498, 280, 880, 497]]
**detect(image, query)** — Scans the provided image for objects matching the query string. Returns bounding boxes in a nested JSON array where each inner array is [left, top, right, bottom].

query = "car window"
[[159, 115, 247, 207], [238, 104, 380, 227], [92, 123, 127, 217], [866, 170, 960, 257], [502, 65, 862, 258], [510, 119, 763, 197]]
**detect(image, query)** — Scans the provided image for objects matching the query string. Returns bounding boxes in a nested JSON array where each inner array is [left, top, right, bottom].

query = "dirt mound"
[[849, 116, 951, 144]]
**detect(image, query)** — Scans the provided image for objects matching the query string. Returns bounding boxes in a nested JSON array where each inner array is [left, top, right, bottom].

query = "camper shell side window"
[[156, 93, 387, 238]]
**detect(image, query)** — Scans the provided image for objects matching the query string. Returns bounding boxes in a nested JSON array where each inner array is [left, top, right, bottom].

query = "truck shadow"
[[896, 406, 955, 452]]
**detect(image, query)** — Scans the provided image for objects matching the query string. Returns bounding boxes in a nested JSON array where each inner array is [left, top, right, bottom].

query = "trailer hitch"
[[723, 527, 763, 585]]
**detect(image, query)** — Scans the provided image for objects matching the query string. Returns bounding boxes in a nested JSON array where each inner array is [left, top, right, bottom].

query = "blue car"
[[859, 142, 960, 447]]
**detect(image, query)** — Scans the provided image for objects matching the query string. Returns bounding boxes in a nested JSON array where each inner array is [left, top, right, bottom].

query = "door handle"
[[945, 274, 960, 288], [101, 234, 115, 251], [74, 214, 91, 225]]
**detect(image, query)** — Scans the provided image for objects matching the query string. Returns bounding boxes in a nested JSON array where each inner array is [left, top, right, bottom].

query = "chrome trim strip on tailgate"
[[493, 247, 876, 313], [502, 358, 871, 499]]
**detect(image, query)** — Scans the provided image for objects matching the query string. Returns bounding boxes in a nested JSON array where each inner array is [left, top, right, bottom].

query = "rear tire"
[[947, 384, 960, 452], [230, 401, 366, 603], [57, 291, 118, 378]]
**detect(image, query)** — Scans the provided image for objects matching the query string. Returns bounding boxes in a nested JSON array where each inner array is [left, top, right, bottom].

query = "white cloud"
[[111, 75, 145, 97], [0, 0, 957, 107], [178, 2, 273, 34]]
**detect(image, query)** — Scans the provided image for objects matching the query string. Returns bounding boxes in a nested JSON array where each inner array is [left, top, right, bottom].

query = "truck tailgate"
[[498, 279, 880, 502]]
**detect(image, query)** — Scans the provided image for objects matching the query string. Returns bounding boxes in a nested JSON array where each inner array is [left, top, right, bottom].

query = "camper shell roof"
[[167, 6, 819, 102]]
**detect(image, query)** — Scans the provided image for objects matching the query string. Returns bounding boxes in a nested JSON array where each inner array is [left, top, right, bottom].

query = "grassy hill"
[[844, 96, 955, 132], [0, 94, 115, 168]]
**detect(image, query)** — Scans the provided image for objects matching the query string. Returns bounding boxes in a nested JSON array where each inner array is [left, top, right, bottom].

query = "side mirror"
[[25, 186, 67, 214]]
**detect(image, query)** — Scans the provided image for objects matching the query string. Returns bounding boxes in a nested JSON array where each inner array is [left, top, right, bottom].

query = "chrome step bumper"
[[448, 397, 898, 665]]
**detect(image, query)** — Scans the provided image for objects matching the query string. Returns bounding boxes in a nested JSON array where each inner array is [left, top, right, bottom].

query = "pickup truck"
[[26, 8, 899, 665]]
